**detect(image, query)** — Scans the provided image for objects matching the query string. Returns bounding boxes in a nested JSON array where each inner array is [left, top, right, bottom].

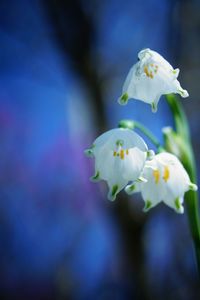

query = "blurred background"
[[0, 0, 200, 299]]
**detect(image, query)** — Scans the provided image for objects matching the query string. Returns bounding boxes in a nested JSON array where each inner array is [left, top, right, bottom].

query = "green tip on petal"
[[90, 171, 100, 182], [174, 198, 184, 214], [172, 68, 180, 78], [125, 184, 136, 195], [189, 183, 198, 191], [137, 176, 147, 183], [84, 144, 95, 157], [178, 88, 189, 98], [118, 93, 129, 105], [147, 150, 155, 160], [84, 149, 93, 157], [108, 184, 119, 201], [151, 102, 157, 113], [143, 200, 152, 212]]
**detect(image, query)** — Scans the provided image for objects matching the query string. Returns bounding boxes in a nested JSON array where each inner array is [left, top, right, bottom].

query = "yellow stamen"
[[113, 151, 117, 157], [144, 65, 154, 79], [144, 66, 150, 77], [120, 149, 125, 160], [153, 169, 160, 184], [126, 149, 129, 155], [163, 166, 170, 182]]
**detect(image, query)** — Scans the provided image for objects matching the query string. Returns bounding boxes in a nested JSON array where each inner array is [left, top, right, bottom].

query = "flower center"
[[144, 63, 158, 79], [113, 149, 129, 160], [153, 166, 170, 184], [113, 140, 130, 159]]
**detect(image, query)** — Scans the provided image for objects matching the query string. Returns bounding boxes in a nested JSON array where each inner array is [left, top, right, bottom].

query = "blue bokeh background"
[[0, 0, 200, 299]]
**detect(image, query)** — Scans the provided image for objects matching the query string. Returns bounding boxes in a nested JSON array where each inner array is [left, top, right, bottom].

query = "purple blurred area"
[[0, 0, 200, 299]]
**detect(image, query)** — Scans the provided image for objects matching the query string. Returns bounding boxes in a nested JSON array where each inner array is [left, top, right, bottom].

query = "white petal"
[[126, 73, 161, 104], [93, 128, 147, 153], [140, 166, 165, 205], [173, 80, 189, 97], [122, 65, 136, 94], [94, 148, 114, 181], [144, 49, 174, 73], [156, 152, 190, 201], [164, 164, 189, 201], [121, 148, 146, 181], [93, 128, 119, 149], [106, 149, 146, 192]]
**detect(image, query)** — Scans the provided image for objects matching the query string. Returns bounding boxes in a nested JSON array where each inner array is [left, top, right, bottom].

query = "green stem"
[[166, 94, 200, 274], [165, 94, 190, 140], [118, 119, 162, 150]]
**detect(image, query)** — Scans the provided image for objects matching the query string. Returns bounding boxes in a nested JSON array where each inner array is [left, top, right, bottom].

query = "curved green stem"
[[165, 94, 190, 140], [118, 119, 162, 150], [166, 94, 200, 274]]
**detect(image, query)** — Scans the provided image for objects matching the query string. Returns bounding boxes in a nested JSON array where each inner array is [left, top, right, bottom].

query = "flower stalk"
[[118, 119, 162, 150], [165, 94, 200, 274]]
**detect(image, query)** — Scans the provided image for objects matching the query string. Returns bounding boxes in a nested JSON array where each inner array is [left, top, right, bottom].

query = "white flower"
[[126, 152, 197, 213], [85, 128, 150, 201], [118, 48, 189, 112]]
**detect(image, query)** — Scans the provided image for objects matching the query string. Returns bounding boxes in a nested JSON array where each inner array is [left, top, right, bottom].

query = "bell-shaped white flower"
[[118, 48, 189, 112], [85, 128, 150, 201], [125, 152, 197, 213]]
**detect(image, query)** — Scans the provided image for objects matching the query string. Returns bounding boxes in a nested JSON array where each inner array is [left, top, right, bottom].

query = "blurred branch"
[[42, 1, 150, 297], [42, 0, 107, 132]]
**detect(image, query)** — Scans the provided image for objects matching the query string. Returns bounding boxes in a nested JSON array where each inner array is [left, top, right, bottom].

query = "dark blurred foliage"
[[0, 0, 200, 299]]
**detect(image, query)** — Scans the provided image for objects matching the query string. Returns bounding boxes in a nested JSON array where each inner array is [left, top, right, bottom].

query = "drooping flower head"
[[85, 128, 149, 200], [118, 48, 189, 112], [126, 152, 197, 213]]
